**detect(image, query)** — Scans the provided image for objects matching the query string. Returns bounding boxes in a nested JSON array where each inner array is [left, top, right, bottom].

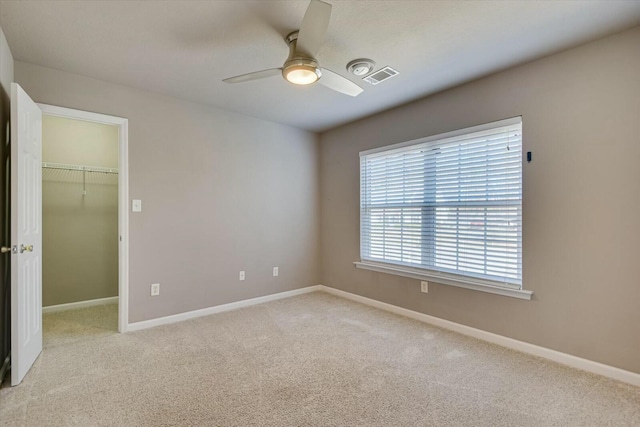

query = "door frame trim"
[[37, 104, 130, 333]]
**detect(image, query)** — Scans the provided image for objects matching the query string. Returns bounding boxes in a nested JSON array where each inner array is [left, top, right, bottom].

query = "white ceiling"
[[1, 1, 640, 132]]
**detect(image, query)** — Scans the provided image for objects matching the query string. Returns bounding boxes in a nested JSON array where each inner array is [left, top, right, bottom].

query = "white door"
[[10, 83, 42, 386]]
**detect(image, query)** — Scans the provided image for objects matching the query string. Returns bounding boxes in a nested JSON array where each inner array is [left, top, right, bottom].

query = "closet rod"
[[42, 162, 118, 174]]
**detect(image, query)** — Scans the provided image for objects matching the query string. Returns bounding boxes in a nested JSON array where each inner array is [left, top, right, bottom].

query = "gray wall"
[[42, 116, 119, 307], [0, 24, 13, 371], [319, 27, 640, 374], [15, 62, 320, 323]]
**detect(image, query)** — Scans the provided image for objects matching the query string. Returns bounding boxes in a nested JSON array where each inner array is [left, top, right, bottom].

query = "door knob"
[[20, 244, 33, 253], [1, 246, 11, 253]]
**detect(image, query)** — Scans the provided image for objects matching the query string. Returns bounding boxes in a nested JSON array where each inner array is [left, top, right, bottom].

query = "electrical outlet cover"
[[420, 281, 428, 293]]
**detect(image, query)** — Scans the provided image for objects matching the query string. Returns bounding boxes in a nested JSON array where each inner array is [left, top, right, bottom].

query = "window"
[[359, 117, 523, 293]]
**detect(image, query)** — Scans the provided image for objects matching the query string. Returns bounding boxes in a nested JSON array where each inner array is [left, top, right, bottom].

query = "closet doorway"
[[38, 105, 129, 340]]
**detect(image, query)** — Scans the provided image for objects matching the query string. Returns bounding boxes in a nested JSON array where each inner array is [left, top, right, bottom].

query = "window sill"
[[354, 261, 533, 300]]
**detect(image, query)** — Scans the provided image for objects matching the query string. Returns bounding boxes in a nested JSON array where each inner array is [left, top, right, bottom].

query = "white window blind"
[[360, 118, 522, 288]]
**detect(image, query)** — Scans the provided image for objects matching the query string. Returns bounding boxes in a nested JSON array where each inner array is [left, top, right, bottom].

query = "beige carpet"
[[41, 303, 119, 349], [1, 292, 639, 426]]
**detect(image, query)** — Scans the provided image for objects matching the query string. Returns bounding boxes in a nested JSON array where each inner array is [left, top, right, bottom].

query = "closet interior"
[[41, 115, 119, 335]]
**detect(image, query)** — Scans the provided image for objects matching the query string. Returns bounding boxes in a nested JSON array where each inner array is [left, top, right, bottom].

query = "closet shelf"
[[42, 162, 118, 174]]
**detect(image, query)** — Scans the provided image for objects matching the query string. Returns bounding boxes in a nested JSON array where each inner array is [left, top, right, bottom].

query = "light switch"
[[132, 199, 142, 212]]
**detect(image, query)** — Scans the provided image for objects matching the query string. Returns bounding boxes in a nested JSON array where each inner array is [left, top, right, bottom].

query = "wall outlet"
[[239, 271, 245, 281], [151, 283, 160, 296], [273, 267, 279, 277], [420, 281, 429, 293]]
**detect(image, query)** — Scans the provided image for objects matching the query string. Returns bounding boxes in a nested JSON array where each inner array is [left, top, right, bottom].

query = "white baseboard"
[[127, 285, 322, 332], [318, 285, 640, 388], [43, 296, 118, 314]]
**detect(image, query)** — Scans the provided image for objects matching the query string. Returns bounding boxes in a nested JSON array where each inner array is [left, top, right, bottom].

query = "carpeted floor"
[[41, 303, 119, 349], [1, 292, 639, 426]]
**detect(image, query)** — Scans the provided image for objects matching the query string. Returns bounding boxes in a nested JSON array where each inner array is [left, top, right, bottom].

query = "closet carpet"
[[1, 292, 639, 426]]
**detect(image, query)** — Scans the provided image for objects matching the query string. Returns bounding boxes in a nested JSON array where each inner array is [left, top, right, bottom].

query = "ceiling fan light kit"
[[283, 63, 321, 85], [223, 0, 364, 97]]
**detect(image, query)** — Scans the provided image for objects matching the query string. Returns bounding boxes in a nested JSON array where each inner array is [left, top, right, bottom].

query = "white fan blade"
[[296, 0, 331, 58], [319, 68, 364, 97], [223, 68, 282, 83]]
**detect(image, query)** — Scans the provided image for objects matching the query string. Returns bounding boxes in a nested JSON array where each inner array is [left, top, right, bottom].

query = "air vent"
[[363, 66, 399, 85]]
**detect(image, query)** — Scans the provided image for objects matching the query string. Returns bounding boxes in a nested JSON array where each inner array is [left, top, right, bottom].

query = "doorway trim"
[[37, 104, 129, 333]]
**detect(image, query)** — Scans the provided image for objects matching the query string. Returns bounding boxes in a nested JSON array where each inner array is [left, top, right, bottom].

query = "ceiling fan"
[[222, 0, 363, 97]]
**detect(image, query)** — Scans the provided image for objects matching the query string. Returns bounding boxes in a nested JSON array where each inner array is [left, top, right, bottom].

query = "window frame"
[[357, 117, 532, 300]]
